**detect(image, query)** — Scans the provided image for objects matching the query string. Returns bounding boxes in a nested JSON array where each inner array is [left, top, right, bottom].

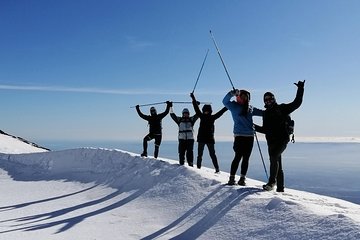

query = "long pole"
[[209, 30, 235, 90], [255, 132, 268, 180], [130, 101, 166, 108], [192, 49, 210, 94]]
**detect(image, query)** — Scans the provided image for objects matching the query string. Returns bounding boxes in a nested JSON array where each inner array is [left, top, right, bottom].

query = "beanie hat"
[[263, 92, 275, 102], [182, 108, 190, 114], [150, 107, 157, 114], [202, 104, 212, 113]]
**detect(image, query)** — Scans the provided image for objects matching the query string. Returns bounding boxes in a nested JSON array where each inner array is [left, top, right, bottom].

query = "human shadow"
[[0, 186, 147, 234], [0, 185, 97, 213], [170, 187, 262, 239], [142, 186, 261, 240]]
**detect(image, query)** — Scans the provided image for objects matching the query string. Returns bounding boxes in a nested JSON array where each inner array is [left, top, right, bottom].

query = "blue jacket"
[[223, 92, 263, 136]]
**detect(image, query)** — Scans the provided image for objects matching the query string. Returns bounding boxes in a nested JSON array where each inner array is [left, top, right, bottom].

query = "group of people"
[[135, 80, 305, 192]]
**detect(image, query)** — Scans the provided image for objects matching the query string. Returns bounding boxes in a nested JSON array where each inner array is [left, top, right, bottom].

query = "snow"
[[0, 135, 359, 239]]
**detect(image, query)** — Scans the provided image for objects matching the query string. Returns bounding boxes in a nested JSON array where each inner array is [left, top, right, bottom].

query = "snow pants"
[[230, 136, 254, 176], [197, 142, 219, 171], [178, 139, 194, 166], [143, 133, 162, 158], [267, 140, 288, 190]]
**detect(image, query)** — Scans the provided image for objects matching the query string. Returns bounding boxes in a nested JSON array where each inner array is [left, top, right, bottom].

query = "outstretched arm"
[[135, 105, 150, 120], [190, 93, 202, 116], [213, 106, 228, 120], [283, 80, 305, 114]]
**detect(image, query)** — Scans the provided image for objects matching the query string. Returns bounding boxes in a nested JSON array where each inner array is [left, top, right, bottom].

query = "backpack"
[[284, 114, 295, 143]]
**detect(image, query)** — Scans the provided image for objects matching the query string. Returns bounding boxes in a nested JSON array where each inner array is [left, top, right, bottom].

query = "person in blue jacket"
[[223, 89, 263, 185]]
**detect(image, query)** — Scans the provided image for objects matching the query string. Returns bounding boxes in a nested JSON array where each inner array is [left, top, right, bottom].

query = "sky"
[[0, 135, 359, 239], [1, 0, 360, 142]]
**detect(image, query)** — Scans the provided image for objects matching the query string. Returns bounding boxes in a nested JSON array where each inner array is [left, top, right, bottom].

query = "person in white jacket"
[[170, 107, 199, 166]]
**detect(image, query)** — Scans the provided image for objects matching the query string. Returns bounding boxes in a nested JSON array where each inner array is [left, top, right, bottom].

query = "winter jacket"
[[136, 104, 170, 135], [170, 112, 198, 140], [222, 92, 263, 136], [192, 101, 227, 143], [255, 86, 304, 143]]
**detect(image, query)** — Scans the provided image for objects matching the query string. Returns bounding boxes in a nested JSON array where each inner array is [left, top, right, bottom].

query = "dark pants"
[[197, 142, 219, 170], [143, 133, 162, 158], [230, 136, 254, 176], [267, 141, 288, 189], [178, 139, 194, 166]]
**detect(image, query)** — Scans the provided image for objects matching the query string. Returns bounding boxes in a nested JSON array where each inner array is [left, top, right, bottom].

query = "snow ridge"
[[0, 148, 359, 239]]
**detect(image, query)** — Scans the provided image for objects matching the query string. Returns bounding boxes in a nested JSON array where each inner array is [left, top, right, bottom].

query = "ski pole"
[[172, 101, 212, 105], [130, 101, 166, 108], [209, 30, 236, 91], [254, 131, 268, 180], [192, 49, 210, 94]]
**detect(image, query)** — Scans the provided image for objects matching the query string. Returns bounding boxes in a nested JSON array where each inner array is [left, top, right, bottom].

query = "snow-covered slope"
[[0, 130, 49, 154], [0, 146, 359, 240]]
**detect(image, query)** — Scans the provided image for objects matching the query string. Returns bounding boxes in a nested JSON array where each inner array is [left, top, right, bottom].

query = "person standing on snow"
[[135, 101, 172, 158], [223, 89, 263, 185], [254, 80, 305, 192], [170, 105, 198, 166], [190, 92, 228, 173]]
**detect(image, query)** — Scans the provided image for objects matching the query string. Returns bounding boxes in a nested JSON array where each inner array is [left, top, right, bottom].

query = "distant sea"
[[43, 140, 360, 205]]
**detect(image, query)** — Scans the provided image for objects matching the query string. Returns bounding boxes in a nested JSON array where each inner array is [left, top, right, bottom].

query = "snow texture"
[[0, 133, 359, 239]]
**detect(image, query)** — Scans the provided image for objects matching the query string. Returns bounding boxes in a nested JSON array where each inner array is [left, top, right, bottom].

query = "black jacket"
[[255, 87, 304, 143], [192, 101, 228, 144], [136, 105, 170, 135]]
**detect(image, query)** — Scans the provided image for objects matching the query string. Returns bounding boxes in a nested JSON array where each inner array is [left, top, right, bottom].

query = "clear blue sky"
[[1, 0, 359, 142]]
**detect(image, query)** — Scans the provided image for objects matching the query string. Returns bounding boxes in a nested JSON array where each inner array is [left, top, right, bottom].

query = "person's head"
[[263, 92, 276, 108], [182, 108, 190, 117], [150, 107, 157, 116], [202, 104, 212, 115], [236, 89, 250, 105]]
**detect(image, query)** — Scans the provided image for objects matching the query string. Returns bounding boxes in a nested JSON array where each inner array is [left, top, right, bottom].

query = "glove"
[[166, 101, 173, 107], [230, 89, 239, 96], [294, 80, 305, 88], [135, 105, 140, 109]]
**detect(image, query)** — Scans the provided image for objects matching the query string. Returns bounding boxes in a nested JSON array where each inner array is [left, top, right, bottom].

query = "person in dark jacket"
[[223, 89, 263, 185], [190, 92, 227, 173], [136, 101, 172, 158], [255, 80, 305, 192], [170, 105, 198, 166]]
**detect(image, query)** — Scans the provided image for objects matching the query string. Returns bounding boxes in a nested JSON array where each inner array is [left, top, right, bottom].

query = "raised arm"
[[283, 80, 305, 114], [135, 105, 150, 120]]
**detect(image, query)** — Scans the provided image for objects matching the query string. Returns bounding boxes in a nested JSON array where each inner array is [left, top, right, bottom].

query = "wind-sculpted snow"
[[0, 148, 359, 239]]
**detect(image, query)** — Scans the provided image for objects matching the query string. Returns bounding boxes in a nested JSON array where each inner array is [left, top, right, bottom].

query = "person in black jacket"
[[190, 93, 228, 173], [136, 101, 172, 158], [255, 80, 305, 192]]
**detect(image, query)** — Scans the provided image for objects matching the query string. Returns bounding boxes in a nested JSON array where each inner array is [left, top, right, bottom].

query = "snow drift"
[[0, 145, 360, 239]]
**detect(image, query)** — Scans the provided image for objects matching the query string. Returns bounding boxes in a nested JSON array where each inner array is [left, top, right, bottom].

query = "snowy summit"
[[0, 134, 359, 239]]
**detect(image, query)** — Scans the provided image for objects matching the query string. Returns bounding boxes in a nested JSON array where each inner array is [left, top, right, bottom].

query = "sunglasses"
[[264, 97, 274, 103]]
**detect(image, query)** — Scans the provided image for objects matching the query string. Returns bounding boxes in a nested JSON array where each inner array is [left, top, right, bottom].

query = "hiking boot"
[[263, 183, 275, 191], [215, 169, 220, 174], [238, 177, 246, 186], [227, 176, 236, 185], [276, 188, 284, 192], [141, 152, 147, 157]]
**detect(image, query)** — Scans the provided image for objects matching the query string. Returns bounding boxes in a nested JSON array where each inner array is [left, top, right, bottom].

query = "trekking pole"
[[172, 101, 212, 105], [209, 30, 236, 91], [130, 101, 166, 108], [254, 131, 268, 180], [192, 49, 210, 94]]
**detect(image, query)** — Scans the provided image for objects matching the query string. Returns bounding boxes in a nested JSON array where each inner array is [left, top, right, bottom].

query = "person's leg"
[[228, 137, 242, 185], [178, 140, 186, 165], [197, 142, 205, 169], [141, 133, 152, 157], [207, 143, 220, 172], [186, 139, 194, 166], [264, 141, 287, 190], [153, 134, 162, 159]]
